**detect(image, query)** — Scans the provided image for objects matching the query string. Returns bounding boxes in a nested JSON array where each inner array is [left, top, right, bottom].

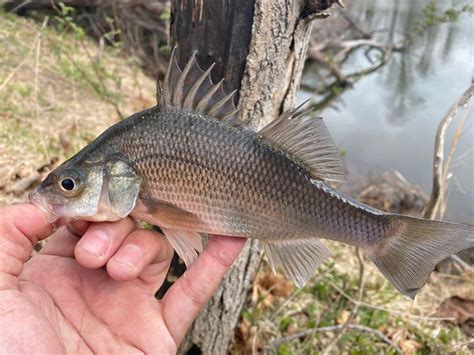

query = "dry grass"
[[0, 10, 155, 205]]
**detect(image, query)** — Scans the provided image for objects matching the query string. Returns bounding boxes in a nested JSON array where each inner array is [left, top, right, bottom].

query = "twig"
[[270, 265, 334, 321], [452, 147, 474, 168], [269, 324, 402, 354], [338, 11, 371, 39], [327, 280, 455, 321], [450, 255, 474, 273], [423, 83, 474, 219], [0, 19, 45, 92], [0, 52, 34, 93], [5, 173, 41, 195], [322, 248, 365, 355]]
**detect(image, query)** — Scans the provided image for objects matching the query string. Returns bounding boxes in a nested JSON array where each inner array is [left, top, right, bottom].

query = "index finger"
[[161, 235, 246, 344]]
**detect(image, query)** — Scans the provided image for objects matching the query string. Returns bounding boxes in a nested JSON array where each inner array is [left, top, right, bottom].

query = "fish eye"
[[61, 178, 75, 191], [58, 175, 81, 196]]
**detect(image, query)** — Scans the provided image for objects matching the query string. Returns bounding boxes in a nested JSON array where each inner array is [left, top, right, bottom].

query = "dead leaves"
[[337, 309, 350, 324], [400, 339, 423, 354], [437, 296, 474, 337], [251, 270, 295, 308]]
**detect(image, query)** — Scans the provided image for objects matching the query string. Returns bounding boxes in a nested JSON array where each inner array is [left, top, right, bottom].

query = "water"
[[300, 0, 474, 223]]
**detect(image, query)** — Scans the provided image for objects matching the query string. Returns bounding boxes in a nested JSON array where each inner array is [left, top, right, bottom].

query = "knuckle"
[[205, 240, 234, 268], [179, 273, 207, 309]]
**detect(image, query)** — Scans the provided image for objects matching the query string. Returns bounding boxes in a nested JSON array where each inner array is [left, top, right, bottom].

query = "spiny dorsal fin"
[[158, 48, 240, 124], [258, 102, 346, 183]]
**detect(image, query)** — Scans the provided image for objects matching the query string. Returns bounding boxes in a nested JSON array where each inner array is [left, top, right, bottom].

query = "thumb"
[[0, 203, 53, 290]]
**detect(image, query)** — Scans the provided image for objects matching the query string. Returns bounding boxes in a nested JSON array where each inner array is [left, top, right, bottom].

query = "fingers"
[[161, 235, 246, 344], [0, 203, 53, 290], [74, 219, 173, 288], [107, 229, 173, 285], [0, 203, 53, 244], [39, 221, 91, 257], [74, 218, 136, 269]]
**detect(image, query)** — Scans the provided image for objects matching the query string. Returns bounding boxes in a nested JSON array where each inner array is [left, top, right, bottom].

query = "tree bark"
[[170, 1, 338, 353]]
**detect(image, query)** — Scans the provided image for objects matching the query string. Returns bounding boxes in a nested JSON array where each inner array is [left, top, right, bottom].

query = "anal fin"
[[263, 239, 332, 287], [161, 227, 203, 267]]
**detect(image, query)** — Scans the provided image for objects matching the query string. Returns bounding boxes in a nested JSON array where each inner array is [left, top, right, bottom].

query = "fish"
[[29, 50, 474, 299]]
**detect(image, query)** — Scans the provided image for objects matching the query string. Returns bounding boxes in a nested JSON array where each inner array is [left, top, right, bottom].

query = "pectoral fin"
[[161, 227, 203, 267], [133, 196, 211, 232], [263, 239, 332, 287]]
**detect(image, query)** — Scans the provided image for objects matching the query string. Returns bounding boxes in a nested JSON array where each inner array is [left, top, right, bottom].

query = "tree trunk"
[[170, 1, 338, 353]]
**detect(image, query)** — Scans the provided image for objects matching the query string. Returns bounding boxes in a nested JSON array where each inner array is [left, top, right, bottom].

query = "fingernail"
[[113, 245, 143, 270], [80, 230, 109, 259]]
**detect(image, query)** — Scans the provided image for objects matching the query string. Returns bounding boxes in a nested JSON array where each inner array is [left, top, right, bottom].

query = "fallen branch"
[[269, 323, 402, 354], [327, 280, 455, 322], [303, 36, 404, 112], [5, 173, 41, 195]]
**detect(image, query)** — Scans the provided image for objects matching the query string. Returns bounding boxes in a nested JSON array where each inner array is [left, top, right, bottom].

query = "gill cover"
[[104, 159, 141, 218]]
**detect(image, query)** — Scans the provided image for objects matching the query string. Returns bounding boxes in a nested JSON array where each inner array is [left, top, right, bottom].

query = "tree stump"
[[171, 1, 339, 353]]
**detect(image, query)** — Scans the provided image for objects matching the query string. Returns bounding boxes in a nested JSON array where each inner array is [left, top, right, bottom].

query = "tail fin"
[[370, 215, 474, 299]]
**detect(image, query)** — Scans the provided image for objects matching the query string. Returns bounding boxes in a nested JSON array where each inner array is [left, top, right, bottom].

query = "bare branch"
[[423, 83, 474, 219], [450, 255, 474, 273]]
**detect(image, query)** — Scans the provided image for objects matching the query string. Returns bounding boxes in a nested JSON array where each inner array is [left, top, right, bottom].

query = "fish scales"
[[111, 106, 392, 246], [30, 50, 474, 299]]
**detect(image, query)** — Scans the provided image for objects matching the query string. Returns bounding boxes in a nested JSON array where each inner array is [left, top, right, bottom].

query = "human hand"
[[0, 203, 246, 354]]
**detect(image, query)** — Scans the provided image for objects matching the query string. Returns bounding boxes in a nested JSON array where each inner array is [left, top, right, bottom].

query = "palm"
[[0, 204, 246, 354], [20, 254, 174, 353]]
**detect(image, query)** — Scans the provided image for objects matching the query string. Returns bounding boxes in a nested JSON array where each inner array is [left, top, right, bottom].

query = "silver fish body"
[[30, 51, 474, 298], [103, 107, 388, 245]]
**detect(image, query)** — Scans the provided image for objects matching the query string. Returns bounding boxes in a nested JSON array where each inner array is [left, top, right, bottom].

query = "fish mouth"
[[28, 189, 62, 224]]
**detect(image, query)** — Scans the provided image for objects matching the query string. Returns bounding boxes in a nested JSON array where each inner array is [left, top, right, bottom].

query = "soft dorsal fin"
[[258, 103, 346, 182], [158, 48, 240, 124]]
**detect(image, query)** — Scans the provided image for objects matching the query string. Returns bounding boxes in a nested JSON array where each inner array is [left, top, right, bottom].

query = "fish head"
[[29, 155, 141, 225]]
